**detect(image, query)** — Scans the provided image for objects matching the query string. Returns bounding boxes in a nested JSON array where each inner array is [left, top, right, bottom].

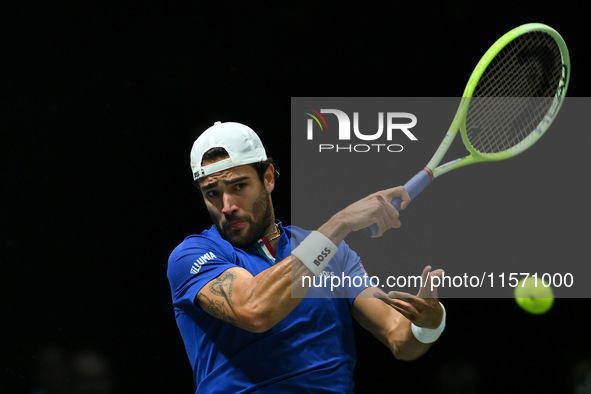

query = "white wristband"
[[411, 302, 446, 344], [291, 231, 338, 276]]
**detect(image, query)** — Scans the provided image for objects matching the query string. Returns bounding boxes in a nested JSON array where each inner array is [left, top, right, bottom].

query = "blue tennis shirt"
[[167, 222, 368, 393]]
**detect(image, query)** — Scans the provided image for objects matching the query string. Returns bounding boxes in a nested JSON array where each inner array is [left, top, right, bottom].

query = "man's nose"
[[221, 193, 238, 216]]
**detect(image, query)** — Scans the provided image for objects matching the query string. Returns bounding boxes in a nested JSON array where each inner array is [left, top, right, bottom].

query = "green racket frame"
[[429, 23, 570, 178]]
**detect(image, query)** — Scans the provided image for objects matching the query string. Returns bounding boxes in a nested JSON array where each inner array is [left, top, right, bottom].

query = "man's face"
[[198, 163, 275, 248]]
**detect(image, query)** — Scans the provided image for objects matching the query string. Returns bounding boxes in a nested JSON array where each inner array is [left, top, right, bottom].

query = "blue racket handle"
[[363, 168, 433, 237]]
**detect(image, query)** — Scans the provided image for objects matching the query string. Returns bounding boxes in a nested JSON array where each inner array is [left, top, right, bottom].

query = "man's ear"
[[264, 164, 275, 193]]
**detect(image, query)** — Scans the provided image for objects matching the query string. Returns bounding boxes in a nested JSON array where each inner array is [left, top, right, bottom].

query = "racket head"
[[456, 23, 570, 163]]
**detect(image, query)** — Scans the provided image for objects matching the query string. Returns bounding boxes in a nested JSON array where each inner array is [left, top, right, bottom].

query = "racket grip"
[[362, 168, 433, 237]]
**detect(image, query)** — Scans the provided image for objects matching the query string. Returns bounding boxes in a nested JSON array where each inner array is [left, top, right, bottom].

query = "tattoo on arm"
[[197, 271, 238, 323]]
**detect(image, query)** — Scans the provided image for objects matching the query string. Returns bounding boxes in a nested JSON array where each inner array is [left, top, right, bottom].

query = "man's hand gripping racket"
[[365, 23, 570, 236]]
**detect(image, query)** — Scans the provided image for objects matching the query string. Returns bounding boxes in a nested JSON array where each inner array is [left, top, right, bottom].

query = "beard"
[[210, 187, 274, 249]]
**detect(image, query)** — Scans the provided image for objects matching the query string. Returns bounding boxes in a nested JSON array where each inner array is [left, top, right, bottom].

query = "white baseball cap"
[[190, 121, 268, 180]]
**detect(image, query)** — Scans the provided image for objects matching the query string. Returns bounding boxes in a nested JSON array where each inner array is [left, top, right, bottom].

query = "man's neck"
[[262, 221, 281, 252]]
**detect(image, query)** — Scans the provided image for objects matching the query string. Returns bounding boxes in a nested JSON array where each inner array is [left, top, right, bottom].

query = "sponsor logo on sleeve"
[[190, 252, 216, 275]]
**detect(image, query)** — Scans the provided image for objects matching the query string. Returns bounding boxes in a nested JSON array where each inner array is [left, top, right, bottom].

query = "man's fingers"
[[342, 186, 411, 237], [383, 186, 411, 210], [373, 288, 388, 299], [373, 187, 410, 236], [414, 266, 447, 299], [429, 268, 444, 280], [428, 268, 444, 298], [415, 267, 432, 298], [374, 266, 445, 329], [377, 295, 423, 319], [371, 194, 401, 237], [385, 291, 425, 311], [421, 265, 432, 288], [387, 290, 415, 299]]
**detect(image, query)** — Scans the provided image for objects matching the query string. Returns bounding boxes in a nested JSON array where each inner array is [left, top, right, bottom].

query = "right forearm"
[[318, 211, 352, 246], [240, 255, 311, 332]]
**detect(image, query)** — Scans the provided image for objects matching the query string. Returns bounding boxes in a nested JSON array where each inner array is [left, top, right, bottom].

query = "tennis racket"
[[365, 23, 570, 236]]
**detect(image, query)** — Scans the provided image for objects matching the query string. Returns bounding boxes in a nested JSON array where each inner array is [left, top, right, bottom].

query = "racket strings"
[[466, 31, 563, 154]]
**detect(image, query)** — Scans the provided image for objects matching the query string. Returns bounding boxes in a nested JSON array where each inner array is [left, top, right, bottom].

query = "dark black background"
[[3, 2, 590, 393]]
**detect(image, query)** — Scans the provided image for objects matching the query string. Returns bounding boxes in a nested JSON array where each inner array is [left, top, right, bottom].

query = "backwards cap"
[[190, 121, 268, 180]]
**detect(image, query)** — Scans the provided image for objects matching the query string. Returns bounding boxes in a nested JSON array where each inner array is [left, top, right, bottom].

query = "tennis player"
[[167, 121, 445, 393]]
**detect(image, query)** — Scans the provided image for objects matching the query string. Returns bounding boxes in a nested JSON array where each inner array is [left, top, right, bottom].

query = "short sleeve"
[[167, 235, 237, 312], [337, 241, 373, 303]]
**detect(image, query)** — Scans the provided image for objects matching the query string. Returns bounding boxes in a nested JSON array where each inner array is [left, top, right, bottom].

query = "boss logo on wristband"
[[314, 247, 332, 267], [292, 231, 338, 276]]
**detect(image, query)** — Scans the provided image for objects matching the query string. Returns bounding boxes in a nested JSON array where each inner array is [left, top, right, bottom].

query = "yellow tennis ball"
[[514, 277, 554, 314]]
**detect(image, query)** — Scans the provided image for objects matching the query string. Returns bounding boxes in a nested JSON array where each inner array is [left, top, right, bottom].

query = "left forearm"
[[386, 319, 432, 361], [386, 301, 446, 360], [353, 288, 444, 361]]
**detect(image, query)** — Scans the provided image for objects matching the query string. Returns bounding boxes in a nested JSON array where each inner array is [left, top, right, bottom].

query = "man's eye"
[[205, 190, 218, 198], [235, 183, 247, 190]]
